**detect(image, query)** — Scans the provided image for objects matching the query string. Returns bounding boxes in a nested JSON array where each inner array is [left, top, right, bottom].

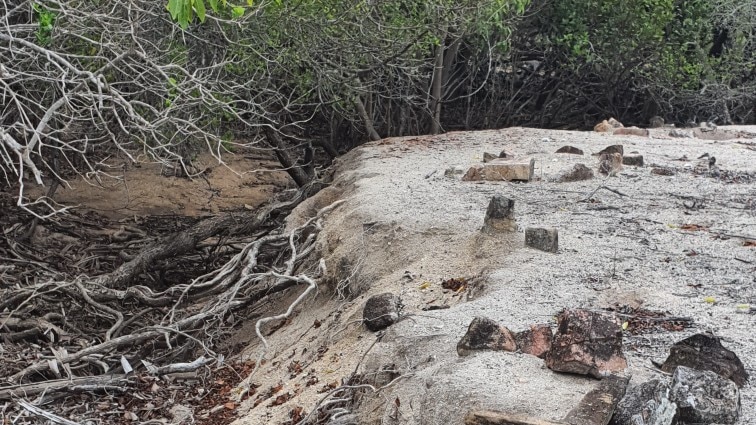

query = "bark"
[[264, 127, 313, 187], [355, 95, 381, 141], [430, 28, 448, 135]]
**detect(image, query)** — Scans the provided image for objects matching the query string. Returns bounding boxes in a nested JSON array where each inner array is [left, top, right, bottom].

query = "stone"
[[668, 129, 692, 138], [649, 116, 664, 128], [594, 120, 612, 133], [599, 152, 623, 176], [545, 309, 627, 378], [650, 167, 675, 176], [457, 317, 517, 356], [595, 145, 624, 156], [608, 118, 624, 128], [444, 165, 466, 177], [482, 195, 516, 233], [564, 375, 630, 425], [622, 154, 644, 167], [462, 158, 535, 182], [557, 163, 594, 182], [660, 333, 749, 388], [363, 293, 402, 332], [613, 127, 649, 137], [670, 366, 740, 424], [483, 152, 497, 163], [498, 150, 510, 158], [525, 227, 558, 253], [609, 379, 676, 425], [555, 146, 584, 155], [515, 324, 553, 358]]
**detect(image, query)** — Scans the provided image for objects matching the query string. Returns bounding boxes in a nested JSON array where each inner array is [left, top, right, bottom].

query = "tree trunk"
[[429, 28, 448, 135], [264, 127, 312, 187], [355, 95, 381, 141]]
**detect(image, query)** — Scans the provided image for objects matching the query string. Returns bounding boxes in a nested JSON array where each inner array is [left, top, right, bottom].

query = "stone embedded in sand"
[[609, 379, 676, 425], [457, 317, 517, 356], [651, 167, 675, 176], [596, 145, 624, 156], [462, 158, 535, 182], [660, 333, 749, 388], [483, 152, 497, 163], [555, 146, 584, 155], [614, 127, 649, 137], [482, 195, 516, 233], [444, 165, 466, 177], [649, 116, 664, 128], [594, 120, 612, 133], [363, 293, 403, 332], [525, 227, 558, 253], [515, 324, 553, 359], [622, 154, 644, 167], [668, 129, 692, 138], [545, 309, 627, 378], [499, 150, 510, 158], [557, 163, 594, 182], [608, 118, 624, 128], [599, 152, 623, 176], [670, 366, 740, 424]]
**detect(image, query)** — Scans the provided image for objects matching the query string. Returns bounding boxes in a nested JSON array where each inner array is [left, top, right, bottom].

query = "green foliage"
[[32, 3, 56, 45]]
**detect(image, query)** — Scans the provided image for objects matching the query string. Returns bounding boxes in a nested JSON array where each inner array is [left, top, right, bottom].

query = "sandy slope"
[[234, 126, 756, 425]]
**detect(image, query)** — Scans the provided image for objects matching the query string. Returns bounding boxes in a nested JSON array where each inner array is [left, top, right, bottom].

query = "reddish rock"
[[594, 120, 612, 133], [599, 152, 623, 176], [457, 317, 517, 356], [515, 324, 553, 358], [545, 309, 627, 378]]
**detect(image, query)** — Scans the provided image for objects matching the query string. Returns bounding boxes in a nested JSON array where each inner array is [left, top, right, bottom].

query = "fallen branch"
[[0, 375, 130, 401]]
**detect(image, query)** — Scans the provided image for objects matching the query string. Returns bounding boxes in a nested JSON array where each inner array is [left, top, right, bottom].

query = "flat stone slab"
[[463, 158, 535, 182], [622, 154, 643, 167], [525, 227, 558, 253]]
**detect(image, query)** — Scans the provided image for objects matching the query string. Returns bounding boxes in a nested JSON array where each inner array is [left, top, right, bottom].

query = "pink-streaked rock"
[[515, 324, 553, 358], [545, 309, 627, 378]]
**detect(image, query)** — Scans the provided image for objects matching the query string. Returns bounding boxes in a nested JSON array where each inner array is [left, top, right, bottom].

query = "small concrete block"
[[483, 195, 516, 233], [622, 153, 644, 167], [462, 158, 535, 182], [525, 227, 558, 252]]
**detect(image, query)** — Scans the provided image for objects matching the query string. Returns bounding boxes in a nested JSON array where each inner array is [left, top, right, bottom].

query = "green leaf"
[[194, 0, 206, 22], [167, 0, 182, 20], [246, 0, 254, 5], [208, 0, 218, 12], [231, 6, 244, 18]]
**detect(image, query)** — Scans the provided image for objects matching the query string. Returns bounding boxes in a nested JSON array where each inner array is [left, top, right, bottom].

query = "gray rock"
[[363, 293, 402, 331], [457, 317, 516, 356], [622, 154, 644, 167], [525, 227, 558, 253], [482, 195, 516, 233], [610, 379, 676, 425], [557, 163, 594, 182], [599, 152, 623, 176], [483, 152, 497, 162], [661, 333, 749, 388], [545, 309, 627, 378], [555, 145, 584, 155], [596, 145, 625, 156], [669, 129, 693, 138], [499, 150, 510, 158], [670, 366, 740, 424], [649, 116, 664, 128], [444, 165, 465, 177]]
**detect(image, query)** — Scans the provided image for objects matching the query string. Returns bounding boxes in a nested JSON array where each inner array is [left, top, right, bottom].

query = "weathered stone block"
[[457, 317, 517, 356], [556, 145, 584, 155], [609, 379, 676, 425], [622, 154, 644, 167], [596, 145, 624, 156], [462, 158, 535, 182], [482, 195, 515, 233], [525, 227, 558, 253], [670, 366, 740, 424], [661, 333, 749, 388], [515, 324, 553, 359], [545, 309, 627, 378], [363, 293, 402, 332], [599, 152, 623, 176], [557, 163, 594, 182]]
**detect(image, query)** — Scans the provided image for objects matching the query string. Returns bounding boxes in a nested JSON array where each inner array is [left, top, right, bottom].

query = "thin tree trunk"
[[264, 127, 312, 187], [355, 95, 381, 141], [430, 28, 448, 135]]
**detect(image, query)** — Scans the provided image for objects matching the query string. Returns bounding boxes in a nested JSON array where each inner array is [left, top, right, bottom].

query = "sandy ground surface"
[[233, 126, 756, 425]]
